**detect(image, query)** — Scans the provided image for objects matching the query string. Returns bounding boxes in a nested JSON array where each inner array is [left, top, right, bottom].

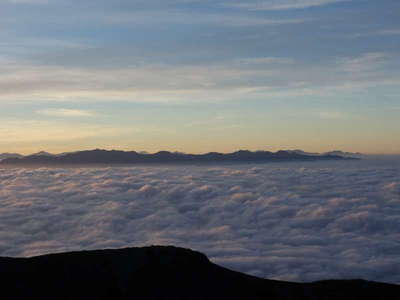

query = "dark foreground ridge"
[[0, 149, 357, 166], [1, 246, 398, 300]]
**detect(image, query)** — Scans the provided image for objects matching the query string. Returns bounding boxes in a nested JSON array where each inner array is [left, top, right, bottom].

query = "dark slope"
[[0, 246, 398, 300], [0, 149, 356, 166]]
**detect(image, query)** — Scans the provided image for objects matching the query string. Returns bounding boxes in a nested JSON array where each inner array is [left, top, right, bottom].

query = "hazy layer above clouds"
[[0, 159, 399, 283]]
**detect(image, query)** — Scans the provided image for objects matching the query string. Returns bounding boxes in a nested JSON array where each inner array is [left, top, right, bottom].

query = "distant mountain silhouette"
[[30, 151, 55, 157], [0, 246, 398, 300], [283, 149, 321, 156], [285, 150, 364, 158], [29, 150, 77, 157], [323, 150, 364, 158], [0, 149, 357, 165], [0, 153, 23, 161]]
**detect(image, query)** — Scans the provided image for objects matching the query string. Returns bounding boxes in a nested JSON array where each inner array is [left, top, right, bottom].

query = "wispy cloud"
[[0, 119, 127, 143], [36, 108, 97, 117], [377, 29, 400, 36], [317, 111, 351, 119], [6, 0, 49, 4], [337, 52, 387, 73], [226, 0, 351, 11], [103, 11, 306, 27], [345, 29, 400, 38], [236, 57, 294, 65], [0, 51, 398, 104]]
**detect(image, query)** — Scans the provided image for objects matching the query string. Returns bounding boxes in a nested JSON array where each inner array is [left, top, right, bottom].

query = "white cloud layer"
[[0, 160, 399, 284]]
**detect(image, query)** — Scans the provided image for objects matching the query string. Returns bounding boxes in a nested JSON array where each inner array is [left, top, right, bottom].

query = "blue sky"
[[1, 0, 399, 154]]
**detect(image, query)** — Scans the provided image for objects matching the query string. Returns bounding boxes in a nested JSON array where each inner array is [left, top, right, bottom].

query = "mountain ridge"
[[0, 246, 398, 300], [0, 149, 358, 165]]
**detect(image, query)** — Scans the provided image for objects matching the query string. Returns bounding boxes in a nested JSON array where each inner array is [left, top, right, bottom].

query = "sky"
[[0, 0, 399, 154]]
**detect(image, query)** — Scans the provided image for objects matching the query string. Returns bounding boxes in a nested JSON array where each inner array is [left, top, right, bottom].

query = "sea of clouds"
[[0, 159, 399, 283]]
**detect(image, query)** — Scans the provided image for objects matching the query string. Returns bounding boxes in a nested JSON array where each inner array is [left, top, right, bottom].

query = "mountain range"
[[0, 149, 359, 165], [0, 246, 398, 300]]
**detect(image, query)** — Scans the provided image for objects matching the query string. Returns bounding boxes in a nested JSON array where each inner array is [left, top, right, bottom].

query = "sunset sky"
[[1, 0, 399, 154]]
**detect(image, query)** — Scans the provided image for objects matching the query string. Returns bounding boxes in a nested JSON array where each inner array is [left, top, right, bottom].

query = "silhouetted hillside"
[[0, 149, 356, 165], [0, 246, 398, 300]]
